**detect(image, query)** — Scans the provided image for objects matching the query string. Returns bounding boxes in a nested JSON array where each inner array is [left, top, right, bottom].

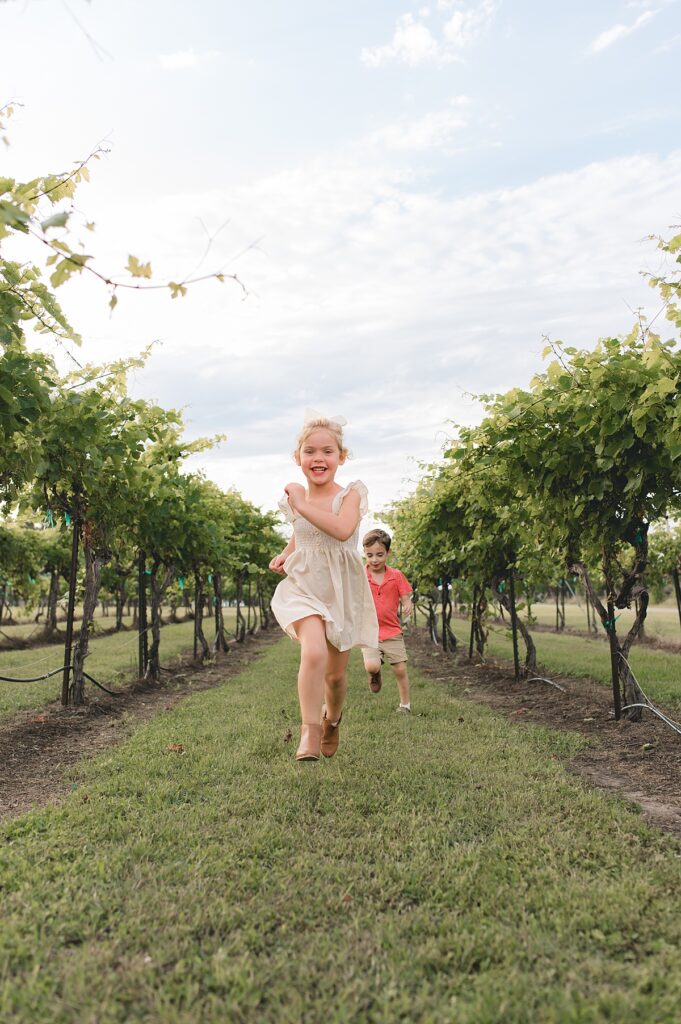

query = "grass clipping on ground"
[[2, 639, 681, 1023]]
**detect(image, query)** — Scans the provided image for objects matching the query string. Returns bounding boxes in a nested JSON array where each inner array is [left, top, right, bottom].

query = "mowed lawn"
[[519, 600, 681, 643], [0, 612, 238, 721], [438, 610, 681, 711], [478, 623, 681, 711], [2, 639, 681, 1022]]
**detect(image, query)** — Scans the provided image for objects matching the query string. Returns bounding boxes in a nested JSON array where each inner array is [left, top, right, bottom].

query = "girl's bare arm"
[[269, 536, 296, 574], [288, 488, 361, 542]]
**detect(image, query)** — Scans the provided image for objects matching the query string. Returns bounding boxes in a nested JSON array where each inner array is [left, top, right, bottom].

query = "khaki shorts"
[[363, 633, 408, 666]]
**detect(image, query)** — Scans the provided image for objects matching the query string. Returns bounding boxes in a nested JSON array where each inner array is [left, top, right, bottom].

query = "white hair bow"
[[303, 407, 347, 428]]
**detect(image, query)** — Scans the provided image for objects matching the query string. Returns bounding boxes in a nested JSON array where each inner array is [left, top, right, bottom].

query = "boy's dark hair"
[[363, 528, 391, 551]]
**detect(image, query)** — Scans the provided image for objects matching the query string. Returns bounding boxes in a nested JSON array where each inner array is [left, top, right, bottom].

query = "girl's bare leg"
[[293, 615, 328, 724], [392, 661, 411, 705], [324, 641, 351, 723]]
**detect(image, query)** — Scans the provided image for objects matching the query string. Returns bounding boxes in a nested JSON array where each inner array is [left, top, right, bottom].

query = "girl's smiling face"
[[296, 428, 345, 487]]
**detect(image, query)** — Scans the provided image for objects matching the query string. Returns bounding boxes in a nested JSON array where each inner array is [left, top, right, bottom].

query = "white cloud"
[[369, 97, 471, 151], [601, 106, 675, 132], [443, 0, 498, 48], [158, 48, 220, 70], [361, 14, 443, 67], [588, 10, 657, 53], [361, 2, 498, 68], [653, 30, 681, 52], [51, 142, 681, 513], [626, 0, 675, 7]]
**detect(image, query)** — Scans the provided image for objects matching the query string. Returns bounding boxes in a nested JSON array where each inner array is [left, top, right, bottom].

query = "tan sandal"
[[321, 709, 342, 758], [295, 723, 322, 761]]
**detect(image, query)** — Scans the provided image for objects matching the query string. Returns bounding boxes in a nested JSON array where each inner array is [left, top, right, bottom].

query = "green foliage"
[[647, 230, 681, 331], [392, 241, 681, 692], [454, 331, 680, 560], [28, 356, 173, 539], [647, 522, 681, 598]]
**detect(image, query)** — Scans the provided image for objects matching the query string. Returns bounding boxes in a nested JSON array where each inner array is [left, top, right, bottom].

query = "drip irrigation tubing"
[[0, 620, 159, 673], [0, 616, 204, 691], [619, 651, 681, 739], [0, 667, 64, 684], [0, 665, 121, 697], [80, 671, 121, 697], [526, 675, 567, 693], [619, 703, 681, 737]]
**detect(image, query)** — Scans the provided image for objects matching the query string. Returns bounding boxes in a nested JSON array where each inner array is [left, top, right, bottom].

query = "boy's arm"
[[397, 571, 413, 619]]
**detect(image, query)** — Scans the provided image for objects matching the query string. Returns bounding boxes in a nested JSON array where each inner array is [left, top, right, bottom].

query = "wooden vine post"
[[138, 550, 148, 679], [441, 577, 448, 653], [508, 569, 521, 682], [468, 584, 477, 660], [673, 568, 681, 633], [606, 596, 622, 721], [61, 515, 80, 706]]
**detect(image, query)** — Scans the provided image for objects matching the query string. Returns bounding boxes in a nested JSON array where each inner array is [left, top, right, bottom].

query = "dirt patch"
[[0, 629, 280, 824], [408, 630, 681, 839]]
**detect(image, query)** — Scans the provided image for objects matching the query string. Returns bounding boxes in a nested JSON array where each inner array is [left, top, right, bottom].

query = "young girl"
[[269, 411, 378, 762]]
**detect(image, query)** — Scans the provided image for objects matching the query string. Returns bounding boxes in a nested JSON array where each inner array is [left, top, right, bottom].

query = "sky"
[[2, 0, 680, 522]]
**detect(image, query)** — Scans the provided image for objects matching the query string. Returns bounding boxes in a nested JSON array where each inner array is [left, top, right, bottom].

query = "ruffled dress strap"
[[332, 480, 369, 517], [277, 493, 297, 523]]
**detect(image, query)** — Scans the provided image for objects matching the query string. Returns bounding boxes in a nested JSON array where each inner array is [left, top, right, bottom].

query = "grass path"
[[0, 613, 238, 722], [2, 639, 681, 1022]]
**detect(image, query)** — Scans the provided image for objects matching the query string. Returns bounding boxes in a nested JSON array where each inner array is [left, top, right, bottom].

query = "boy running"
[[362, 529, 413, 712]]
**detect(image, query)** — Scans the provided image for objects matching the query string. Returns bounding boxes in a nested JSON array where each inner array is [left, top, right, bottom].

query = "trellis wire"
[[0, 648, 65, 673], [0, 619, 157, 676]]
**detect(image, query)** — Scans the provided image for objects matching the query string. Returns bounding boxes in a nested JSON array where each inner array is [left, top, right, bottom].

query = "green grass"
[[477, 622, 681, 710], [522, 600, 681, 643], [0, 611, 238, 722], [0, 609, 137, 641], [2, 640, 681, 1022]]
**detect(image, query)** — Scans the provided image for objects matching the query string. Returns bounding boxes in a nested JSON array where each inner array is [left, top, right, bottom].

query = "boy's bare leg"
[[324, 641, 351, 723], [363, 652, 382, 692], [392, 661, 411, 706]]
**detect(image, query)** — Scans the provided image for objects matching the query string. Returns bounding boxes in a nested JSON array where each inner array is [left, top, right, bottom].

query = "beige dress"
[[271, 480, 379, 653]]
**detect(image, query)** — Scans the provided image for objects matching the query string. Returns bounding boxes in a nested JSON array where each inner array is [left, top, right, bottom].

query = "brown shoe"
[[321, 710, 342, 758], [369, 670, 382, 693], [295, 724, 322, 761]]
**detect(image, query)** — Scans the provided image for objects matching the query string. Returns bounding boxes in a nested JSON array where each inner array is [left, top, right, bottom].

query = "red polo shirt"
[[365, 565, 412, 641]]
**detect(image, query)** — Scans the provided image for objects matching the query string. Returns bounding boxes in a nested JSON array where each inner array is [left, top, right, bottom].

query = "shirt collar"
[[366, 565, 397, 583]]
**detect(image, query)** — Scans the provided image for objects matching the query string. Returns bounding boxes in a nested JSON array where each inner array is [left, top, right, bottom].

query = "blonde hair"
[[294, 417, 349, 463]]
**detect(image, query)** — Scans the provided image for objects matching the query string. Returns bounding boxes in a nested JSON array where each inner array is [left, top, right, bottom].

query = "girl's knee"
[[325, 669, 346, 689], [301, 644, 327, 672]]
